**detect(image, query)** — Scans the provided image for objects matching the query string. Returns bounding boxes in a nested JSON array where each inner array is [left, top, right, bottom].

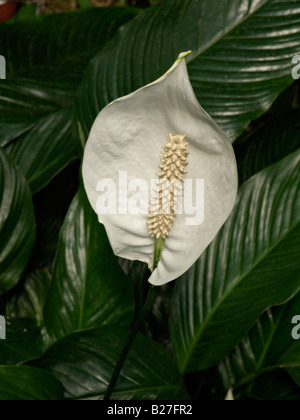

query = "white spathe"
[[83, 53, 238, 286]]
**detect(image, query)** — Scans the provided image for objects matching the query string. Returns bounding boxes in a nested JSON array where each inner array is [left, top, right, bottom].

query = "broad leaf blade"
[[44, 187, 135, 343], [218, 292, 300, 393], [1, 8, 138, 85], [235, 108, 300, 184], [170, 150, 300, 373], [0, 149, 36, 295], [5, 107, 78, 194], [0, 366, 63, 401], [0, 7, 138, 185], [6, 269, 52, 327], [236, 370, 300, 400], [0, 80, 73, 148], [32, 326, 188, 400], [77, 0, 300, 142]]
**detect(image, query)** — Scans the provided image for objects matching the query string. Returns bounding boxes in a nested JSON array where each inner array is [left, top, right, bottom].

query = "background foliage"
[[0, 0, 299, 400]]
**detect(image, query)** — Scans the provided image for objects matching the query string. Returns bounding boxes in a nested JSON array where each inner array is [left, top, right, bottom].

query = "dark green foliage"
[[0, 1, 299, 401]]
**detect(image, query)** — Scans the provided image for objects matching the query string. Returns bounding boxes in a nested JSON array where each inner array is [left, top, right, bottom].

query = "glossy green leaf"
[[30, 163, 80, 270], [0, 7, 138, 184], [0, 319, 46, 365], [1, 8, 138, 85], [235, 108, 300, 184], [44, 187, 135, 343], [5, 107, 78, 194], [218, 291, 300, 394], [32, 326, 188, 400], [0, 366, 63, 401], [170, 150, 300, 373], [0, 80, 70, 148], [6, 270, 52, 328], [0, 149, 36, 295], [77, 0, 300, 142]]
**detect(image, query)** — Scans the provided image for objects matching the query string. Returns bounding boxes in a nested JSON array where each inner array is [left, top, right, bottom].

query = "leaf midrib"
[[237, 362, 300, 388], [253, 305, 287, 374], [180, 218, 300, 373], [190, 0, 270, 62]]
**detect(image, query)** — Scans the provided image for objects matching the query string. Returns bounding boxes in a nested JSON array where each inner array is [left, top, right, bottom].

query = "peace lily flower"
[[82, 52, 238, 286]]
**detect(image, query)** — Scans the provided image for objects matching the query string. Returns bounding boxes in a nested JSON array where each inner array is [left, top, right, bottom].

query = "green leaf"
[[235, 108, 300, 184], [30, 163, 80, 270], [0, 80, 70, 148], [119, 259, 173, 344], [32, 326, 188, 400], [218, 291, 300, 393], [0, 319, 47, 365], [0, 149, 36, 295], [6, 270, 52, 328], [0, 7, 138, 184], [0, 366, 63, 401], [170, 149, 300, 373], [5, 107, 78, 194], [44, 187, 135, 343], [77, 0, 300, 142], [1, 8, 138, 86], [235, 370, 300, 400]]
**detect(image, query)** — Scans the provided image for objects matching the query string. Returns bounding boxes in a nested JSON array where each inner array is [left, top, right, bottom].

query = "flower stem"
[[153, 237, 164, 271], [103, 285, 157, 400], [103, 239, 163, 400]]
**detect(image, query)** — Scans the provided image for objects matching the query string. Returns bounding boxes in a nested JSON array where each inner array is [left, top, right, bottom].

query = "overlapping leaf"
[[0, 366, 63, 401], [1, 8, 138, 84], [0, 1, 299, 401], [44, 187, 135, 343], [0, 149, 36, 295], [218, 291, 300, 395], [77, 0, 300, 142], [235, 108, 300, 184], [0, 80, 70, 148], [170, 150, 300, 373], [32, 326, 188, 400], [6, 269, 52, 327], [0, 8, 138, 188], [233, 370, 300, 400], [5, 107, 78, 194]]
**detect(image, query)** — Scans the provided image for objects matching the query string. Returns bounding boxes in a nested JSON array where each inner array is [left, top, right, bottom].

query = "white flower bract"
[[82, 52, 238, 286]]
